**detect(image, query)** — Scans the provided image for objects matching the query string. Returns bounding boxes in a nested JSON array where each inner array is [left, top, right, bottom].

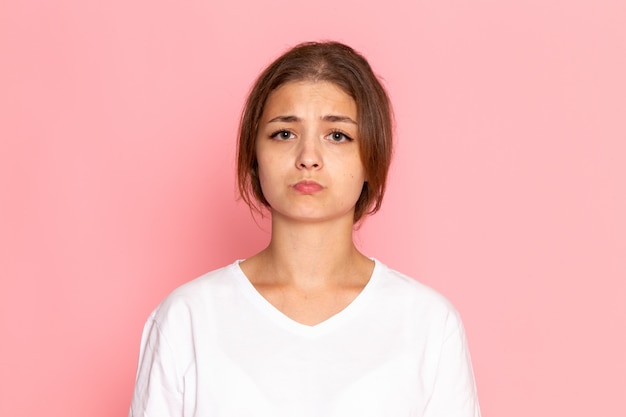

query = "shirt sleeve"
[[129, 316, 184, 417], [423, 314, 481, 417]]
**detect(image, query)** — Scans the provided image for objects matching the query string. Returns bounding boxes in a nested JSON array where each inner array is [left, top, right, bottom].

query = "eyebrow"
[[267, 115, 357, 124]]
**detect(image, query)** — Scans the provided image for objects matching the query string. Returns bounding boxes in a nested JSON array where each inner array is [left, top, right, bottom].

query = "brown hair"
[[237, 41, 393, 223]]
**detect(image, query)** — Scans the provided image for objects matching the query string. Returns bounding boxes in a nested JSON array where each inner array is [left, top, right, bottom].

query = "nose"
[[295, 134, 322, 170]]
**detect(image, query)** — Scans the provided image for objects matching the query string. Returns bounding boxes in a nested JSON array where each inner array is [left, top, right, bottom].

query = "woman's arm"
[[424, 316, 481, 417], [129, 317, 184, 417]]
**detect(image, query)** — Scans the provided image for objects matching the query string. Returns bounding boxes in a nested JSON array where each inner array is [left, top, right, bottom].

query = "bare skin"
[[240, 218, 374, 326], [239, 81, 374, 326]]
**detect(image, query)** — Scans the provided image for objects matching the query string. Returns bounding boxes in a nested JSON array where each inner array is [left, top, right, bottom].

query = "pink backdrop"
[[1, 1, 625, 416]]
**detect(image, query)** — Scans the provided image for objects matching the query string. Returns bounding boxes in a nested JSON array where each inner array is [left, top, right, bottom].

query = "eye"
[[270, 130, 295, 140], [326, 130, 353, 143]]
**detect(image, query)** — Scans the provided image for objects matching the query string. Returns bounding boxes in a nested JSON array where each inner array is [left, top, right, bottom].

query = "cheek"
[[348, 159, 367, 184], [341, 163, 367, 200], [256, 151, 278, 177], [254, 148, 270, 180], [255, 155, 283, 204], [256, 164, 272, 194]]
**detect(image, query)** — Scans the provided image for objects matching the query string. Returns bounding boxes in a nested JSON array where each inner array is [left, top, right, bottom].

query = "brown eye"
[[326, 131, 353, 143], [270, 130, 295, 140]]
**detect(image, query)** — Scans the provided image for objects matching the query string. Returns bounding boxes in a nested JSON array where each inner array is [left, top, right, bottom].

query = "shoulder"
[[148, 261, 243, 328], [372, 260, 464, 333], [373, 260, 454, 308]]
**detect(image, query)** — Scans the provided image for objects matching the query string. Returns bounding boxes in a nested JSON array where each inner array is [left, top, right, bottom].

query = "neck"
[[248, 212, 371, 289]]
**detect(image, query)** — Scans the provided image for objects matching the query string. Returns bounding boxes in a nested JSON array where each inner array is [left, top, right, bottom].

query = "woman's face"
[[255, 80, 366, 224]]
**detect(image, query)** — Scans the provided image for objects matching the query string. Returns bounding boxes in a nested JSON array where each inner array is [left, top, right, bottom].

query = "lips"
[[293, 180, 323, 194]]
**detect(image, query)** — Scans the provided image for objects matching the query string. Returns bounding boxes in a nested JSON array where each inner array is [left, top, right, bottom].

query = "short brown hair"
[[237, 41, 393, 223]]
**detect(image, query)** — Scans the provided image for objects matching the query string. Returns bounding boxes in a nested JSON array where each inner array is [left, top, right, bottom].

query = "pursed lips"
[[292, 180, 324, 194]]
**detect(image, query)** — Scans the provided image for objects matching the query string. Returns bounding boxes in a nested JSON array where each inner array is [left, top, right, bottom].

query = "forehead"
[[262, 81, 357, 118]]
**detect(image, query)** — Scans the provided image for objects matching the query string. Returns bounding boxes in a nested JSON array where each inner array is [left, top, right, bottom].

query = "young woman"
[[129, 41, 481, 417]]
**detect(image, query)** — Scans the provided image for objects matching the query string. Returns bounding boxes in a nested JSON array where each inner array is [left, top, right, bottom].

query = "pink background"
[[1, 1, 625, 416]]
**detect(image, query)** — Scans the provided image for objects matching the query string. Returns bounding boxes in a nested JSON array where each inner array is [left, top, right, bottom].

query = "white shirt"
[[129, 260, 481, 417]]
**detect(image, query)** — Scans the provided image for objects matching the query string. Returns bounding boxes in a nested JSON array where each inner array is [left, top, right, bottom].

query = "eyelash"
[[269, 130, 295, 140], [327, 130, 353, 143], [268, 129, 354, 143]]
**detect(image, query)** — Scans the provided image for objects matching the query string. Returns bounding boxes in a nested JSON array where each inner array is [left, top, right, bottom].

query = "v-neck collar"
[[231, 259, 383, 338]]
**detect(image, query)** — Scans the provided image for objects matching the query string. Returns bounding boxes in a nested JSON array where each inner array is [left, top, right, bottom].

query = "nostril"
[[297, 160, 321, 169]]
